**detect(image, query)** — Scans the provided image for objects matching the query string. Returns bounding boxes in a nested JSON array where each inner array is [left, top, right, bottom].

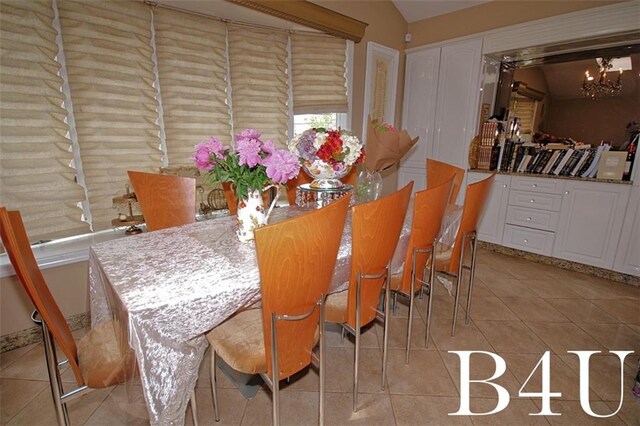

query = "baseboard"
[[0, 312, 90, 353]]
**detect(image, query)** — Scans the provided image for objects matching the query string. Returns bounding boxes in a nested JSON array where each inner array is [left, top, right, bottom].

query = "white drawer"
[[503, 224, 555, 256], [510, 176, 565, 194], [508, 190, 563, 211], [506, 206, 560, 231]]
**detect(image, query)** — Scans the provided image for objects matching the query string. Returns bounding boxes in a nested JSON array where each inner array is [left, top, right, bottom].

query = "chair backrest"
[[128, 171, 196, 232], [397, 179, 453, 294], [0, 207, 84, 385], [222, 182, 239, 215], [446, 173, 495, 274], [255, 195, 351, 380], [347, 182, 413, 329], [426, 159, 465, 204]]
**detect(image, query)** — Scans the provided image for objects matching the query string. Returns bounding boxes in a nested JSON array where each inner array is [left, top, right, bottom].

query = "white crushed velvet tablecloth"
[[88, 205, 421, 426]]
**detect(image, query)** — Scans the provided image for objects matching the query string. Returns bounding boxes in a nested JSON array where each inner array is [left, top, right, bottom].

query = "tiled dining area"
[[1, 248, 639, 425]]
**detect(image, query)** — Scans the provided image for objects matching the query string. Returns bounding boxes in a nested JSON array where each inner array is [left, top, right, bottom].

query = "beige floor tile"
[[7, 383, 112, 426], [376, 316, 436, 354], [83, 384, 149, 426], [482, 277, 547, 299], [0, 378, 47, 423], [501, 353, 582, 401], [544, 298, 619, 323], [386, 349, 457, 397], [590, 299, 640, 324], [241, 389, 322, 426], [0, 343, 68, 381], [527, 280, 583, 299], [604, 399, 640, 426], [322, 346, 386, 394], [440, 350, 522, 399], [575, 323, 640, 354], [467, 398, 550, 424], [457, 278, 496, 299], [466, 296, 519, 322], [430, 319, 494, 352], [391, 395, 473, 425], [559, 353, 637, 402], [499, 297, 570, 322], [475, 320, 549, 354], [560, 274, 639, 300], [324, 322, 380, 349], [526, 322, 605, 354], [542, 400, 624, 424], [0, 344, 37, 371], [185, 386, 247, 425], [325, 392, 396, 425]]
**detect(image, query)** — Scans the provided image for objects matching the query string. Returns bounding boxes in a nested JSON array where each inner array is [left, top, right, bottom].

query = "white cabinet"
[[468, 172, 509, 244], [553, 181, 630, 269], [399, 38, 483, 198], [613, 186, 640, 276]]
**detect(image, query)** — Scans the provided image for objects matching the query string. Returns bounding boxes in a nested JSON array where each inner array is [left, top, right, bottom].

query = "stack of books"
[[477, 122, 498, 170], [505, 143, 608, 177]]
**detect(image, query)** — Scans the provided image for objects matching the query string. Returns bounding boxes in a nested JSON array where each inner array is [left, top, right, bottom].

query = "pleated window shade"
[[154, 8, 231, 165], [58, 0, 162, 231], [0, 0, 89, 241], [510, 95, 536, 135], [291, 33, 347, 114], [227, 24, 289, 148]]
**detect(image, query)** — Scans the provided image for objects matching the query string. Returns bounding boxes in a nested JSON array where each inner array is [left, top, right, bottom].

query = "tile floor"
[[1, 249, 639, 425]]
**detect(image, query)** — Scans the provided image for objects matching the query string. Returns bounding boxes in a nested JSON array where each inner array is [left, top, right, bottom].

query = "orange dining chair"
[[324, 182, 413, 412], [434, 173, 495, 336], [388, 179, 453, 362], [205, 194, 351, 425], [426, 158, 465, 204], [0, 207, 135, 426], [127, 171, 196, 231]]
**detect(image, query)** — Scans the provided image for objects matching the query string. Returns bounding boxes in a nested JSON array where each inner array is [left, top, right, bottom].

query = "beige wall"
[[407, 0, 624, 48], [0, 262, 89, 336]]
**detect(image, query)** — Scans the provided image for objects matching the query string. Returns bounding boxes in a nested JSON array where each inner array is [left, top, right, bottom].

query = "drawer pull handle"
[[523, 239, 528, 243], [532, 184, 537, 188], [526, 217, 532, 221], [530, 199, 535, 203], [565, 191, 569, 195], [502, 184, 507, 188]]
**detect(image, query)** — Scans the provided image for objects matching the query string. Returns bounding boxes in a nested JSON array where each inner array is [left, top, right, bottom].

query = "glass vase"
[[356, 169, 383, 203]]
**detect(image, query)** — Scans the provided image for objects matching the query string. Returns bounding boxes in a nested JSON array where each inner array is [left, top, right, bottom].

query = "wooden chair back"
[[426, 159, 465, 204], [128, 171, 196, 232], [397, 179, 453, 294], [446, 173, 495, 274], [255, 195, 350, 380], [346, 182, 413, 329], [0, 207, 84, 385]]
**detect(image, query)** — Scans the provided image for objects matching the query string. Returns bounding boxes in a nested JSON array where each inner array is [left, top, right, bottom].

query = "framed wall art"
[[362, 42, 399, 140]]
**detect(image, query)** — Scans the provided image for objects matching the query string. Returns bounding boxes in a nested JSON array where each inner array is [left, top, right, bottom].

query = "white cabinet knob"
[[533, 184, 537, 188], [530, 199, 535, 203], [565, 191, 569, 195], [523, 239, 528, 243], [502, 184, 507, 188], [526, 217, 532, 221]]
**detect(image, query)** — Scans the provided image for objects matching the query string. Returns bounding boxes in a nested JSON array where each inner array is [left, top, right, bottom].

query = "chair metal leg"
[[190, 390, 199, 426], [465, 233, 478, 325], [352, 275, 362, 413], [42, 322, 69, 426], [381, 269, 390, 390], [340, 326, 345, 345], [425, 241, 437, 348], [405, 250, 417, 364], [451, 237, 467, 337], [210, 350, 220, 422], [392, 292, 398, 315], [271, 313, 280, 426], [319, 298, 326, 426]]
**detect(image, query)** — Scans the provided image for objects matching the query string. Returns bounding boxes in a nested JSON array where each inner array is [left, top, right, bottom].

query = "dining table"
[[87, 201, 461, 425]]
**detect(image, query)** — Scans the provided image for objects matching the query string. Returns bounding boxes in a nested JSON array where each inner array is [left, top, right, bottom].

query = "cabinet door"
[[399, 47, 440, 170], [431, 38, 483, 171], [553, 181, 630, 269], [398, 166, 426, 196], [613, 186, 640, 276], [468, 172, 510, 244]]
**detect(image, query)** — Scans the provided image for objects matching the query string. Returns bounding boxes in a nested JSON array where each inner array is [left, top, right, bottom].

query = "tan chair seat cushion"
[[435, 243, 452, 271], [77, 320, 136, 388], [206, 309, 267, 375], [325, 290, 348, 324]]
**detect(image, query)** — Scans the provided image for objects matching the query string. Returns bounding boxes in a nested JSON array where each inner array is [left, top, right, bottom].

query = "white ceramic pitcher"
[[235, 184, 280, 242]]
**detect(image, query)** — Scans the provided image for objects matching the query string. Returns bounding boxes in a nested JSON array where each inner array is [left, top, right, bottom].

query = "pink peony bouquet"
[[194, 129, 300, 200]]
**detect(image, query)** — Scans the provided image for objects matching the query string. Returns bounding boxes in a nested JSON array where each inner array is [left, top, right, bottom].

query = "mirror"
[[492, 43, 640, 148]]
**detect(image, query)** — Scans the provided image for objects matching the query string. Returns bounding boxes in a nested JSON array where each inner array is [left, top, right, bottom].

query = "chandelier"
[[581, 57, 623, 99]]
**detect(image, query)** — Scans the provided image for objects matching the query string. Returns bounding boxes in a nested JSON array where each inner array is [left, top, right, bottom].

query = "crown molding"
[[226, 0, 368, 42]]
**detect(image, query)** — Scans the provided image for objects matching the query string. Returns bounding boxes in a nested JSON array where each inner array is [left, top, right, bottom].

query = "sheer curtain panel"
[[57, 0, 161, 230], [0, 0, 88, 241], [291, 33, 348, 114], [227, 24, 289, 148], [154, 8, 232, 165]]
